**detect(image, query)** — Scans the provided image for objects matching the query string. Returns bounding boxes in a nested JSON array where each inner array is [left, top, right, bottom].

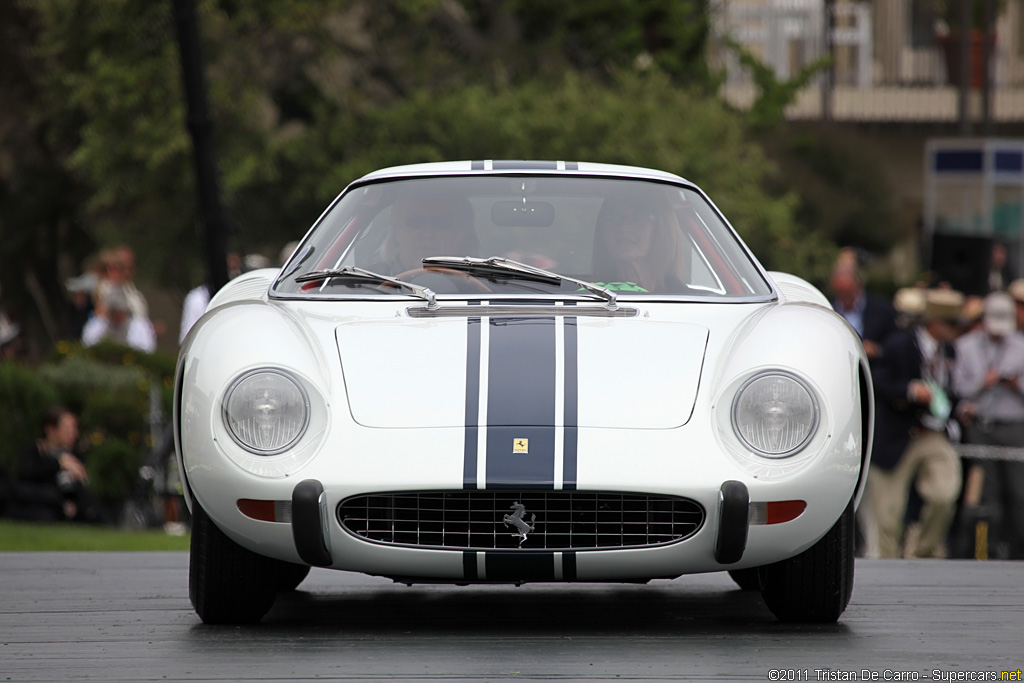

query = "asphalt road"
[[0, 553, 1021, 682]]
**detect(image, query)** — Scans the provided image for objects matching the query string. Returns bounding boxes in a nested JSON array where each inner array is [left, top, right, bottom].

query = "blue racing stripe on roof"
[[491, 161, 558, 170]]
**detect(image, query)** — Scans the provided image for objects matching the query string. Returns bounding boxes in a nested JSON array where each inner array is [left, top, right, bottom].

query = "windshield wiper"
[[421, 256, 618, 310], [294, 267, 438, 309]]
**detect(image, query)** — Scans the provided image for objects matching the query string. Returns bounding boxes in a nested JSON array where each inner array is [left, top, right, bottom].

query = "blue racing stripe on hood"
[[463, 314, 482, 489], [485, 317, 556, 488]]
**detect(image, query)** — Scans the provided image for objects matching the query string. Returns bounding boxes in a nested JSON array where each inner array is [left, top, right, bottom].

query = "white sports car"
[[175, 160, 872, 624]]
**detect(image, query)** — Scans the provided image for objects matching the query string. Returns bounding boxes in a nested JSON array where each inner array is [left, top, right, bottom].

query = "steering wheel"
[[386, 266, 492, 294]]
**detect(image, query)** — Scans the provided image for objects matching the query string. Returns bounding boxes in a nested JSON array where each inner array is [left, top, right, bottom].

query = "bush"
[[36, 355, 149, 422], [48, 340, 175, 416], [0, 363, 59, 475], [85, 437, 140, 504], [277, 69, 837, 283], [4, 343, 178, 515]]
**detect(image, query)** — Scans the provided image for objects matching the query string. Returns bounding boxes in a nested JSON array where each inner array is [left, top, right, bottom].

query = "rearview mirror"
[[491, 201, 555, 227]]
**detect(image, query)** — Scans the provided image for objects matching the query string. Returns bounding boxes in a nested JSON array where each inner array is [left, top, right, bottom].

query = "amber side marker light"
[[237, 499, 293, 523], [748, 500, 807, 525]]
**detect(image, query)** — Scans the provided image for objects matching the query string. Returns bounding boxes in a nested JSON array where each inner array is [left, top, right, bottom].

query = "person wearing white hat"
[[953, 291, 1024, 559], [869, 288, 965, 558]]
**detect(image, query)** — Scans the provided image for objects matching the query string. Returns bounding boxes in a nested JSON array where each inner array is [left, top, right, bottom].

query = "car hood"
[[336, 314, 708, 429]]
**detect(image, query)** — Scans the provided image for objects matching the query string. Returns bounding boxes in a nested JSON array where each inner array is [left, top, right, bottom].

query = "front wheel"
[[189, 502, 281, 624], [728, 567, 761, 591], [758, 500, 855, 623]]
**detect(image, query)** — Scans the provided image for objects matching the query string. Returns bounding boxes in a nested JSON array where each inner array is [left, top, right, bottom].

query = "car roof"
[[357, 160, 690, 185]]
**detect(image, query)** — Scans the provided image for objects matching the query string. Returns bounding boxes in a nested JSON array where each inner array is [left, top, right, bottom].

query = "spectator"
[[95, 246, 149, 321], [869, 288, 965, 558], [987, 242, 1011, 293], [82, 285, 156, 352], [960, 295, 986, 334], [179, 252, 242, 344], [892, 286, 927, 330], [13, 406, 105, 523], [828, 259, 898, 558], [829, 263, 898, 365], [953, 291, 1024, 559]]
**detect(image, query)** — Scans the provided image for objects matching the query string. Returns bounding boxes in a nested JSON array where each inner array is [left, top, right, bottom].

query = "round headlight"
[[731, 372, 818, 457], [223, 369, 310, 455]]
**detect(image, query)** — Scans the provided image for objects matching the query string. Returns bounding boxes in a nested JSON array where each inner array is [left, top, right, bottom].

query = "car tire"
[[728, 568, 761, 591], [757, 500, 854, 623], [189, 501, 279, 624]]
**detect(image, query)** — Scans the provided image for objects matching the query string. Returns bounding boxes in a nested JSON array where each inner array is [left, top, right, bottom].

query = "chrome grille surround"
[[337, 490, 705, 551]]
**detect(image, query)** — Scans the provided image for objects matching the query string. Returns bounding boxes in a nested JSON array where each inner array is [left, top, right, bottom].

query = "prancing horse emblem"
[[503, 502, 536, 546]]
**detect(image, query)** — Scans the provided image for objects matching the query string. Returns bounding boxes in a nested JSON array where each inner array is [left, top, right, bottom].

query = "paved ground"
[[0, 553, 1021, 682]]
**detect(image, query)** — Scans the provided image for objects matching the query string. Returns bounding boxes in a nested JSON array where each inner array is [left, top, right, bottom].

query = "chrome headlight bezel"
[[222, 368, 311, 456], [730, 370, 820, 458]]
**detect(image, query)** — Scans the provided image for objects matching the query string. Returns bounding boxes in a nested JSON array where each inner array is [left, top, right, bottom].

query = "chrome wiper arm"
[[294, 267, 438, 309], [422, 256, 618, 310]]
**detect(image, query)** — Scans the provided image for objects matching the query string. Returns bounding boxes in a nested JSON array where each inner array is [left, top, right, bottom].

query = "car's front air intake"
[[338, 490, 704, 551]]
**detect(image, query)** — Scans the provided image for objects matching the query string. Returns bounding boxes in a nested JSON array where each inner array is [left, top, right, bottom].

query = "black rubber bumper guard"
[[292, 479, 333, 566], [714, 480, 749, 565]]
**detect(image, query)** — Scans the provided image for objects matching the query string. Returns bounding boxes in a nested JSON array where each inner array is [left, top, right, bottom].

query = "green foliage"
[[0, 363, 59, 475], [783, 130, 900, 254], [84, 437, 140, 503], [510, 0, 713, 84], [36, 355, 148, 423], [727, 40, 832, 129], [3, 343, 177, 510], [282, 69, 835, 280], [4, 0, 854, 352]]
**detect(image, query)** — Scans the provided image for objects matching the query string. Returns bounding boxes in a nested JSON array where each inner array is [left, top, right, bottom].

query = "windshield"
[[273, 175, 772, 300]]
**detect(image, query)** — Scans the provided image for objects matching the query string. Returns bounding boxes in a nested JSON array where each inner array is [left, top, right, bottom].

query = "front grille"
[[338, 490, 704, 551]]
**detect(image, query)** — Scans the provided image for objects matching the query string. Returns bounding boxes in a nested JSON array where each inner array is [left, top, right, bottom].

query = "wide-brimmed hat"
[[893, 287, 926, 316], [1009, 279, 1024, 304], [923, 288, 965, 323]]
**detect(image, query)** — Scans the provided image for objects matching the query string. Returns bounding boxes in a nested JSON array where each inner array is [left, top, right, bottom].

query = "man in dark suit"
[[829, 265, 897, 365], [869, 288, 964, 558]]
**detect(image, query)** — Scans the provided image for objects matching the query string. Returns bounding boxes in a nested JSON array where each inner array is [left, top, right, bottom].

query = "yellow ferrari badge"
[[513, 438, 529, 454]]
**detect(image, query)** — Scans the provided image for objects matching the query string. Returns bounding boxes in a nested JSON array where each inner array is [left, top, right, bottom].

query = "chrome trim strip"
[[407, 305, 639, 318]]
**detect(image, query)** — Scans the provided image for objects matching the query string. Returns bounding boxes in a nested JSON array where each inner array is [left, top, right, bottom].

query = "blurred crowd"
[[4, 237, 1024, 557], [0, 242, 296, 527], [832, 246, 1024, 560]]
